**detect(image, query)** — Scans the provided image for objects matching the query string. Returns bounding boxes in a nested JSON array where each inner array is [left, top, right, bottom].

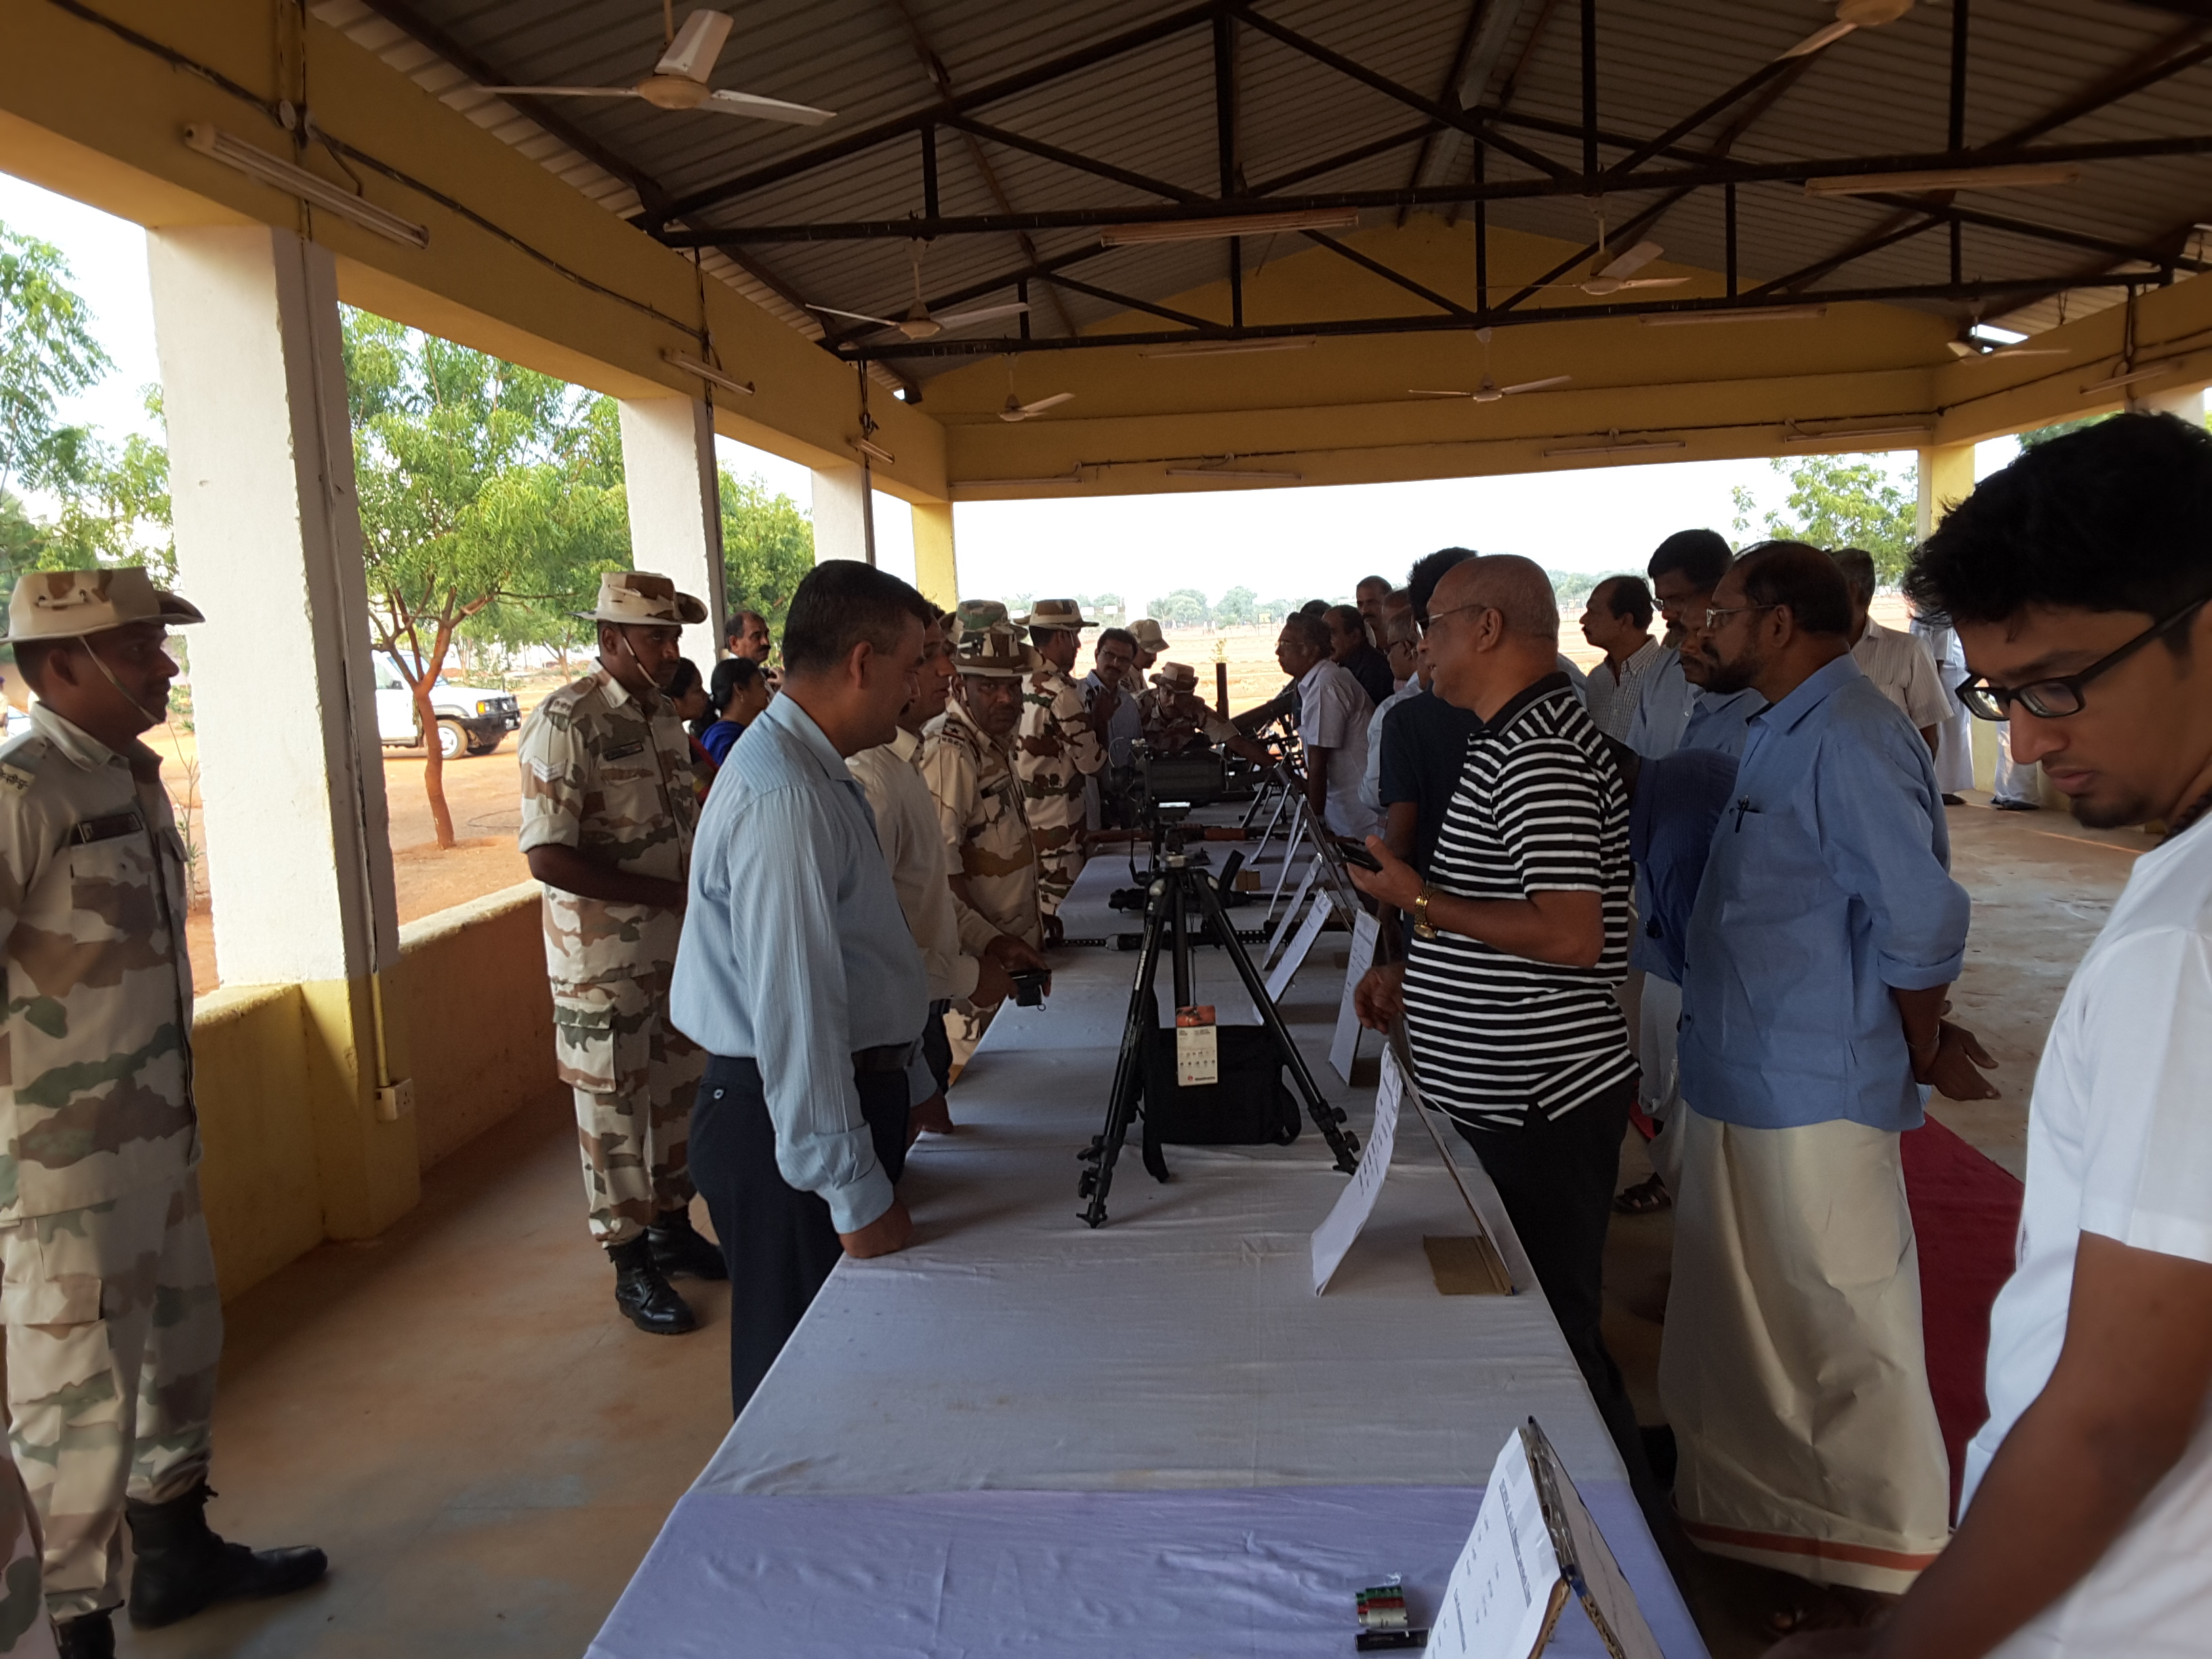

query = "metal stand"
[[1078, 835, 1361, 1228]]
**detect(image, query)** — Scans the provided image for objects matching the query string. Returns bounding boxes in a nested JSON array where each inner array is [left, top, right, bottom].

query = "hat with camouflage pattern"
[[1149, 662, 1200, 694], [954, 599, 1009, 642], [1013, 598, 1092, 632], [574, 570, 709, 626], [953, 622, 1037, 678], [5, 568, 205, 644], [1127, 619, 1168, 655]]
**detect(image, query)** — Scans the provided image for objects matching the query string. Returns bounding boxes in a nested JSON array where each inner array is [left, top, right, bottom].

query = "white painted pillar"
[[811, 462, 875, 565], [148, 224, 416, 1232], [617, 396, 725, 664]]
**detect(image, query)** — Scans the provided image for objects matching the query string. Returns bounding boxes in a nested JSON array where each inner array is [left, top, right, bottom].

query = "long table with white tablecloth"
[[588, 843, 1706, 1658]]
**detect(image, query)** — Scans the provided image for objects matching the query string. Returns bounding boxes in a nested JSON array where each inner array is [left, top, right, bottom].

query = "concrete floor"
[[110, 791, 2143, 1658]]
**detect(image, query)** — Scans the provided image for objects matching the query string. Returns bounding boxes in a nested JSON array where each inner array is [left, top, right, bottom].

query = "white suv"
[[371, 658, 521, 760]]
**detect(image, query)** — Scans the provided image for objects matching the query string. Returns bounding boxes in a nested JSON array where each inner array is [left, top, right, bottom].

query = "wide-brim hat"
[[1150, 661, 1200, 694], [954, 598, 1010, 642], [6, 568, 204, 644], [1015, 598, 1092, 632], [954, 623, 1038, 678], [574, 570, 708, 626], [1127, 618, 1168, 653]]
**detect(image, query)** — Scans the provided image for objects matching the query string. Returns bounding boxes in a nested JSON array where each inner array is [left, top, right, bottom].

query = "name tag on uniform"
[[68, 810, 145, 846], [602, 741, 647, 761]]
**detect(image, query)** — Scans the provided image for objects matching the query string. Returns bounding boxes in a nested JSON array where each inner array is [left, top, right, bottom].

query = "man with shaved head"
[[1662, 541, 1997, 1626], [1347, 554, 1664, 1531]]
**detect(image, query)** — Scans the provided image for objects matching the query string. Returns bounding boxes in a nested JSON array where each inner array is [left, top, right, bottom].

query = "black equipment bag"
[[1138, 1023, 1300, 1179]]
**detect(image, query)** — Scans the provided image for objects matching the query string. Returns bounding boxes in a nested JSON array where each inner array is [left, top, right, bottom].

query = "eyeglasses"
[[1421, 601, 1495, 632], [1700, 603, 1781, 632], [1957, 597, 2209, 721]]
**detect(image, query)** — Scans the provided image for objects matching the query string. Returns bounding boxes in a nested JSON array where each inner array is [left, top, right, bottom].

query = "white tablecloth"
[[592, 848, 1706, 1656]]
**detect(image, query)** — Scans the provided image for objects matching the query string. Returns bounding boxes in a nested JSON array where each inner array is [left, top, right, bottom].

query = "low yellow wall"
[[393, 881, 557, 1170], [192, 880, 558, 1300]]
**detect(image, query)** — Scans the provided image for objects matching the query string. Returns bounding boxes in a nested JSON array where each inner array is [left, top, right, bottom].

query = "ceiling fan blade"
[[930, 302, 1031, 329], [479, 84, 640, 98], [1408, 388, 1477, 398], [1019, 392, 1076, 415], [1990, 346, 2071, 357], [1616, 276, 1689, 289], [703, 88, 837, 125], [1598, 239, 1665, 280], [1500, 374, 1572, 395], [655, 9, 734, 79], [1777, 18, 1856, 58], [808, 304, 903, 328]]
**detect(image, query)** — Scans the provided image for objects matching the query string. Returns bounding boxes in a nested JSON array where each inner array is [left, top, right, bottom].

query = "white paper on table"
[[1264, 892, 1332, 1002], [1328, 911, 1380, 1081], [1311, 1046, 1402, 1295], [1427, 1429, 1564, 1659]]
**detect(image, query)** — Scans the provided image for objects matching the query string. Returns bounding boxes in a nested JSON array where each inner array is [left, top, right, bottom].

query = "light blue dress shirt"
[[1677, 654, 1969, 1133], [671, 692, 929, 1233], [1082, 668, 1143, 769], [1360, 680, 1424, 813]]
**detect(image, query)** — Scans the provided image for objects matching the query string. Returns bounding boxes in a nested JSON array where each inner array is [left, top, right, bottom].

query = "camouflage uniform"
[[517, 666, 703, 1247], [1013, 663, 1105, 914], [919, 697, 1040, 1067], [0, 703, 215, 1624]]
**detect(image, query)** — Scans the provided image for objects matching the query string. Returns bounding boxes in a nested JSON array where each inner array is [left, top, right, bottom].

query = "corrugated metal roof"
[[317, 0, 2212, 378]]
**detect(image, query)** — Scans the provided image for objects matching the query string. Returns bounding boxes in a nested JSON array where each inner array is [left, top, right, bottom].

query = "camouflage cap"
[[575, 570, 708, 626], [5, 568, 205, 644], [954, 599, 1009, 642], [954, 622, 1036, 678], [1149, 661, 1200, 694], [1127, 618, 1168, 654], [1014, 598, 1092, 632]]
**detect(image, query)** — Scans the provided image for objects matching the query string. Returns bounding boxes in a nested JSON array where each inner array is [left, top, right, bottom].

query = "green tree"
[[721, 472, 814, 642], [1214, 585, 1257, 626], [1148, 588, 1210, 628], [1548, 569, 1601, 611], [344, 309, 630, 847], [0, 224, 109, 501], [2020, 415, 2106, 449], [1757, 455, 1917, 583]]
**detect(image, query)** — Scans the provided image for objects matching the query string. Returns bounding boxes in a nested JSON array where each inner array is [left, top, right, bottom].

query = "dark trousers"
[[690, 1056, 910, 1418], [1454, 1079, 1673, 1530], [922, 999, 953, 1097]]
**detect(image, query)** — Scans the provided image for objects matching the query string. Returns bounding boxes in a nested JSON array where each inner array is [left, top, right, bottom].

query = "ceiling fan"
[[812, 245, 1031, 341], [996, 359, 1074, 422], [1410, 328, 1570, 402], [481, 4, 835, 125], [1776, 0, 1916, 62], [1946, 337, 2070, 359]]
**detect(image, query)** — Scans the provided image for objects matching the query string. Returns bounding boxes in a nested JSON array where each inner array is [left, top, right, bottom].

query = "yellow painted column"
[[912, 501, 958, 611], [1915, 441, 1978, 541]]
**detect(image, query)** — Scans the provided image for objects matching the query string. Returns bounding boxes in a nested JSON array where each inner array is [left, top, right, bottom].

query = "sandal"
[[1614, 1174, 1673, 1215]]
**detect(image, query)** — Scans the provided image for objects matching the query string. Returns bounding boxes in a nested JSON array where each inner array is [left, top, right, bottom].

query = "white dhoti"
[[1992, 721, 2039, 806], [1659, 1104, 1950, 1594], [1637, 975, 1685, 1190]]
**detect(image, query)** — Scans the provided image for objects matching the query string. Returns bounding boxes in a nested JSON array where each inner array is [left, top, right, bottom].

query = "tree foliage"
[[1213, 585, 1257, 626], [720, 472, 813, 638], [0, 224, 109, 501], [343, 309, 630, 846], [1748, 455, 1917, 584], [1147, 587, 1212, 627]]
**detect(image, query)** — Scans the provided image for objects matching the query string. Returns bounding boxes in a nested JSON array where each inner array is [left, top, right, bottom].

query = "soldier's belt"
[[853, 1037, 924, 1076]]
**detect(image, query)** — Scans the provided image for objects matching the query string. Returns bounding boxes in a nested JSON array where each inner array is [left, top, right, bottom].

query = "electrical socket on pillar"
[[374, 1078, 417, 1122]]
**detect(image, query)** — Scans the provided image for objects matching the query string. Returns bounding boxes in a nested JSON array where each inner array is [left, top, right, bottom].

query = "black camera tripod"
[[1078, 825, 1360, 1228]]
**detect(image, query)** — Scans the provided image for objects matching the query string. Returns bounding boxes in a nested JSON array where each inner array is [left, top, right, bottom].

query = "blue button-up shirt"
[[1626, 648, 1763, 762], [671, 693, 928, 1233], [1082, 668, 1143, 769], [1678, 654, 1969, 1132]]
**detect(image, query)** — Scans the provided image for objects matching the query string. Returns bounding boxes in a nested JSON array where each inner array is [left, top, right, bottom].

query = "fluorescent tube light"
[[184, 125, 429, 249], [1784, 424, 1933, 445], [1542, 437, 1686, 459], [1139, 336, 1319, 359], [2079, 359, 2190, 394], [1164, 465, 1303, 481], [1804, 163, 2081, 197], [1102, 209, 1359, 247], [662, 350, 754, 397], [853, 437, 896, 466], [1641, 305, 1827, 327], [954, 468, 1084, 489]]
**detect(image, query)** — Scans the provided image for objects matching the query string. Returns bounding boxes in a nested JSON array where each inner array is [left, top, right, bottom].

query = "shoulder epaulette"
[[0, 733, 49, 794]]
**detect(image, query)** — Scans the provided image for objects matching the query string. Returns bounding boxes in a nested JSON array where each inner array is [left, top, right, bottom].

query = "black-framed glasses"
[[1957, 597, 2209, 721]]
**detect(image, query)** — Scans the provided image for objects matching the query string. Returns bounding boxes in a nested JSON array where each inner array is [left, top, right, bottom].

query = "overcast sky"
[[3, 169, 2019, 606]]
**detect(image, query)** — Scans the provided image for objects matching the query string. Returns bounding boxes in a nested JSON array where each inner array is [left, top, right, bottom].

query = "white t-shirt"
[[1963, 819, 2212, 1657], [1850, 619, 1951, 733], [1294, 659, 1380, 839]]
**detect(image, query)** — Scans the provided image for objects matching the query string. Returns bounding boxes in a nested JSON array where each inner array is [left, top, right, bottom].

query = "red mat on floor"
[[1902, 1115, 2025, 1515]]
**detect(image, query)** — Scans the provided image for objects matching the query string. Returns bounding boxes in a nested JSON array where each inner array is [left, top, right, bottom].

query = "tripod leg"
[[1195, 870, 1362, 1174], [1079, 876, 1170, 1227]]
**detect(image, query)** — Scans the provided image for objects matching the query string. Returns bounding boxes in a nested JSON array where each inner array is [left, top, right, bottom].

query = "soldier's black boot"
[[54, 1611, 112, 1658], [609, 1235, 696, 1334], [125, 1483, 327, 1629], [647, 1208, 728, 1282]]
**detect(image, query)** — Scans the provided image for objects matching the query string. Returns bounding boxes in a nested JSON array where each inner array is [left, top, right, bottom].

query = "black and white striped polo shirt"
[[1402, 674, 1636, 1131]]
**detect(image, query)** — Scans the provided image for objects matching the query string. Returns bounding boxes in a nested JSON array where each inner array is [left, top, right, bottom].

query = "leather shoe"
[[125, 1483, 327, 1629], [647, 1209, 728, 1282], [609, 1235, 696, 1334], [55, 1612, 113, 1658]]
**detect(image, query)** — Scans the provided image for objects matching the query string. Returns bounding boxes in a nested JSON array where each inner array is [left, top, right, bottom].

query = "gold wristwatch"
[[1412, 883, 1438, 941]]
